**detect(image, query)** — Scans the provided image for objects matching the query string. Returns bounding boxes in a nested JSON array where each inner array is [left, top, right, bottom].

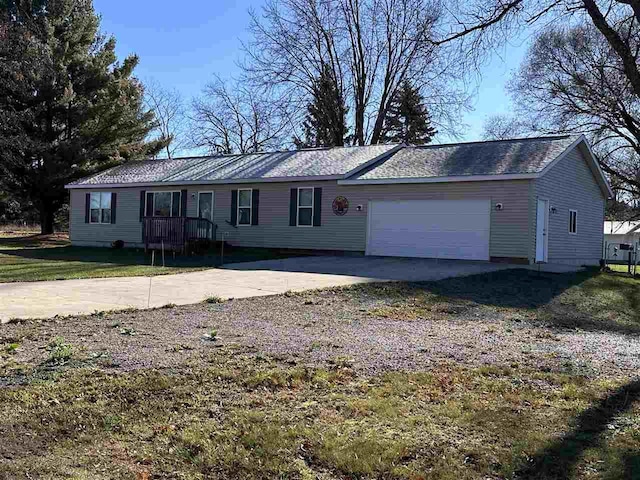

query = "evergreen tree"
[[296, 64, 348, 148], [0, 0, 166, 233], [382, 80, 437, 145]]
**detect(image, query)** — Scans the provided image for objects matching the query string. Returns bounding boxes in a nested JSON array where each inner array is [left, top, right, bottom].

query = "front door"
[[535, 199, 549, 263], [197, 192, 214, 221]]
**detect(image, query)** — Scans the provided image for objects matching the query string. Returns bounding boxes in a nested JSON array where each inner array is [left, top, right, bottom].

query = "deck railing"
[[143, 217, 216, 252]]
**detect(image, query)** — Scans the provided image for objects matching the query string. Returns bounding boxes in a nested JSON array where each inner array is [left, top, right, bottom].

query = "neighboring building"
[[65, 135, 612, 266], [604, 221, 640, 262]]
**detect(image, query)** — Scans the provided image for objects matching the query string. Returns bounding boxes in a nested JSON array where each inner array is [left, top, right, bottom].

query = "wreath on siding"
[[332, 196, 349, 216]]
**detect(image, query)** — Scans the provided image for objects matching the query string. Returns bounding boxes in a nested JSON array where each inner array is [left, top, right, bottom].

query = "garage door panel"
[[367, 200, 490, 260]]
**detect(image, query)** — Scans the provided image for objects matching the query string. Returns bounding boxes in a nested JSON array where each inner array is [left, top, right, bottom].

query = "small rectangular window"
[[569, 209, 578, 234], [89, 192, 112, 224], [297, 188, 314, 226], [238, 189, 252, 226]]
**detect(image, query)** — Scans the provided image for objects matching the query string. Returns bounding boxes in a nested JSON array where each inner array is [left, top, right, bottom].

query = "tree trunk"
[[40, 205, 55, 235], [582, 0, 640, 99]]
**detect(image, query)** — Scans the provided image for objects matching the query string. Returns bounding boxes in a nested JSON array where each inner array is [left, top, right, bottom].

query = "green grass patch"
[[356, 269, 640, 334], [0, 354, 638, 479], [0, 233, 300, 282]]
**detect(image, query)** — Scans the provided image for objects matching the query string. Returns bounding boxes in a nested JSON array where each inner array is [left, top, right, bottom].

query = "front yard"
[[0, 231, 292, 282], [1, 269, 640, 479]]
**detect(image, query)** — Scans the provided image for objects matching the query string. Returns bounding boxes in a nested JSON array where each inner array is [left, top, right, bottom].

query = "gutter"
[[65, 174, 344, 189], [338, 173, 539, 185]]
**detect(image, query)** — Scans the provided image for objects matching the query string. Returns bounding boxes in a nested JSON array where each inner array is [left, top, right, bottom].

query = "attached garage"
[[366, 199, 491, 260]]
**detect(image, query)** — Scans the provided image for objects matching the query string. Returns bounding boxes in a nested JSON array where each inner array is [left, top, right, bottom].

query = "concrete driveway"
[[0, 256, 513, 322]]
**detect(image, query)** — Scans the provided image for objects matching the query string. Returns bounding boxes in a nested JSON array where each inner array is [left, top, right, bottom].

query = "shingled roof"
[[351, 135, 579, 180], [69, 144, 398, 186], [68, 135, 605, 190]]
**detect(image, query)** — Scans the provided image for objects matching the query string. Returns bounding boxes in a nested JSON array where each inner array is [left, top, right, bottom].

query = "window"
[[90, 192, 112, 224], [146, 191, 182, 217], [238, 189, 252, 226], [297, 187, 314, 226], [569, 209, 578, 234]]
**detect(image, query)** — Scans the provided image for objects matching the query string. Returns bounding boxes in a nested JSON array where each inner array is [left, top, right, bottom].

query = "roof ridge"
[[408, 135, 577, 150], [150, 143, 401, 162]]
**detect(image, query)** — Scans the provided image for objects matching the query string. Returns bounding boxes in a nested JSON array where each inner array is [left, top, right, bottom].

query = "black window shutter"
[[231, 190, 238, 226], [139, 190, 146, 221], [313, 187, 322, 227], [251, 189, 259, 225], [289, 188, 298, 226], [146, 192, 154, 216], [85, 193, 90, 223], [111, 193, 117, 224], [181, 189, 187, 217]]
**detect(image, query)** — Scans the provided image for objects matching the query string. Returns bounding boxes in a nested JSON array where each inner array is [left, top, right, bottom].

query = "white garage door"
[[366, 199, 491, 260]]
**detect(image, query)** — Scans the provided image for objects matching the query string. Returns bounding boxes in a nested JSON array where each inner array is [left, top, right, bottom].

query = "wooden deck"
[[143, 217, 216, 252]]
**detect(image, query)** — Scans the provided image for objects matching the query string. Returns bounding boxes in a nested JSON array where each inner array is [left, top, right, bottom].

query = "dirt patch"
[[2, 282, 639, 378]]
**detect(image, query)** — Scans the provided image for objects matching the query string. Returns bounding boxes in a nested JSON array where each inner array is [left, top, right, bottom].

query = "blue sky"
[[95, 0, 530, 143]]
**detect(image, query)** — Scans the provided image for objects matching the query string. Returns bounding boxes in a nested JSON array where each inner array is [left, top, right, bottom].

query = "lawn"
[[608, 263, 639, 275], [0, 231, 295, 282], [1, 269, 640, 479]]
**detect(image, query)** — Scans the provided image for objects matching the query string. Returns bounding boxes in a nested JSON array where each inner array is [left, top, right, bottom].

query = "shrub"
[[46, 337, 73, 365], [111, 239, 125, 249], [205, 296, 224, 304]]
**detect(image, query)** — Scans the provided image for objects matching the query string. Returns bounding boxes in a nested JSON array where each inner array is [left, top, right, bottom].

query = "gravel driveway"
[[3, 281, 639, 378]]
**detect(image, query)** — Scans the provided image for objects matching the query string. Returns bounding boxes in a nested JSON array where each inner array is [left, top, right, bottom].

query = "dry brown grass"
[[0, 349, 638, 479]]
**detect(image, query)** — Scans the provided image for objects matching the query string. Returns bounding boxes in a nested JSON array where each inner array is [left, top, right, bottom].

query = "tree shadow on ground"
[[422, 269, 640, 335], [0, 244, 297, 269], [0, 234, 70, 249], [355, 269, 640, 335], [515, 378, 640, 479], [0, 246, 167, 268], [421, 268, 599, 309]]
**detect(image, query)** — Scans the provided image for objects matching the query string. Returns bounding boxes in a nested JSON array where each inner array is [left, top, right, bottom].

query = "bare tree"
[[144, 79, 188, 159], [432, 1, 640, 93], [481, 114, 538, 140], [191, 77, 292, 154], [243, 0, 469, 145], [509, 23, 640, 197], [431, 0, 640, 202]]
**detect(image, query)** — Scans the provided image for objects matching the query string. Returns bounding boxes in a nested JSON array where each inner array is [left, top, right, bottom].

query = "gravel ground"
[[2, 285, 640, 378]]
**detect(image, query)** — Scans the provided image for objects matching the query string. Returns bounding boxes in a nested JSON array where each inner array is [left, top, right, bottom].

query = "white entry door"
[[366, 199, 491, 260], [535, 198, 549, 263], [197, 192, 214, 221]]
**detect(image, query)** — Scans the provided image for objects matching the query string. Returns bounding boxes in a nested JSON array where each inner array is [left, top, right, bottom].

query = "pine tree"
[[296, 64, 348, 148], [382, 80, 437, 145], [0, 0, 166, 233]]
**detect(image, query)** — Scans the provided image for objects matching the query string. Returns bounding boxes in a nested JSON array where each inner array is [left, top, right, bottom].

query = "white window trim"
[[237, 188, 253, 226], [197, 191, 215, 221], [297, 187, 314, 227], [89, 192, 112, 224], [569, 209, 578, 235], [145, 191, 182, 218]]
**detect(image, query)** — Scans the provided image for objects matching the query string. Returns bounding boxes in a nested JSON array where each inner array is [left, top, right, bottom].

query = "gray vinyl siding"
[[69, 179, 533, 260], [69, 186, 183, 247], [533, 146, 605, 266]]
